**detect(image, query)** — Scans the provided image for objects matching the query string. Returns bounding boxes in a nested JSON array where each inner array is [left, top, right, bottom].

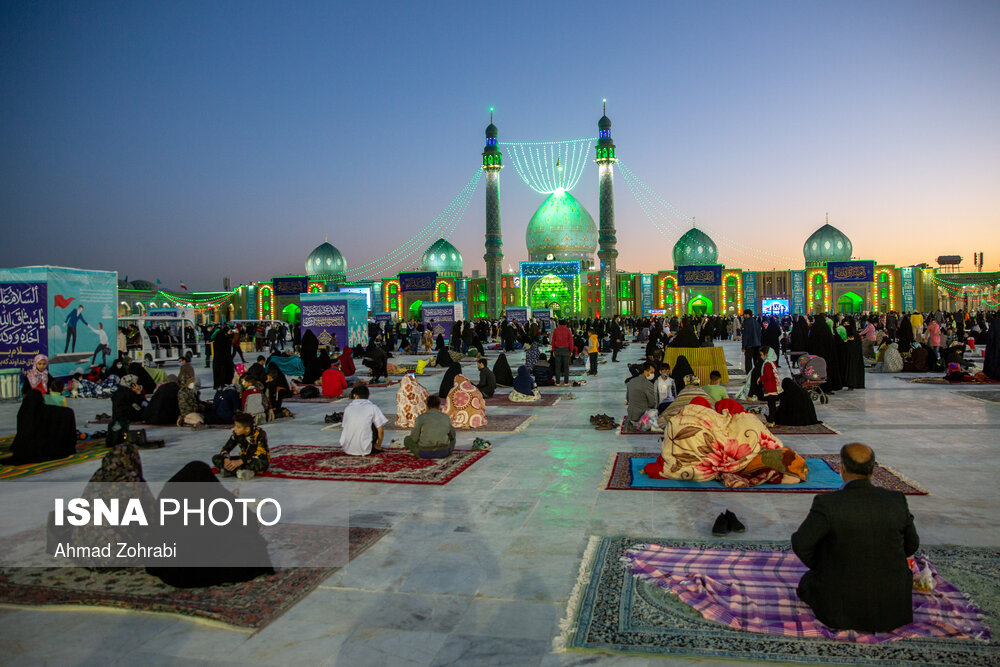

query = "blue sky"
[[2, 0, 998, 288]]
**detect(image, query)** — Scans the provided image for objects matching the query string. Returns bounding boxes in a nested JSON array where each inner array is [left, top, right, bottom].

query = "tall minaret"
[[596, 100, 618, 317], [482, 108, 504, 319]]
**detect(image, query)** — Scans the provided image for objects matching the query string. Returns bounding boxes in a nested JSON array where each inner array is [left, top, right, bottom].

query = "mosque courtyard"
[[0, 338, 997, 666]]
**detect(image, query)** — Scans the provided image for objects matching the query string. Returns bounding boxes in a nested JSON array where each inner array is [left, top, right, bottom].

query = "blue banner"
[[520, 261, 579, 277], [273, 276, 308, 295], [422, 302, 464, 341], [505, 307, 530, 325], [790, 270, 806, 315], [827, 261, 875, 283], [400, 272, 437, 292], [301, 293, 368, 349], [0, 267, 118, 377], [532, 308, 552, 328], [901, 267, 916, 312], [374, 312, 393, 324], [456, 279, 468, 318], [742, 272, 757, 313], [640, 274, 654, 316], [0, 281, 48, 372], [677, 265, 723, 286]]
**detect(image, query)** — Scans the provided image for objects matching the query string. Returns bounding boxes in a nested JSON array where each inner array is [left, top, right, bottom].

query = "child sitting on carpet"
[[702, 370, 729, 403], [212, 412, 270, 480]]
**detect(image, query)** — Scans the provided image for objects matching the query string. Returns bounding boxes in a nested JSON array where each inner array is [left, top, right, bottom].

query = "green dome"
[[421, 238, 463, 276], [306, 241, 347, 277], [526, 190, 598, 266], [803, 223, 852, 264], [672, 228, 718, 267]]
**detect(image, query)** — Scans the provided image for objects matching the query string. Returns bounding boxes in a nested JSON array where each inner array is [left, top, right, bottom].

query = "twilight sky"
[[2, 0, 998, 290]]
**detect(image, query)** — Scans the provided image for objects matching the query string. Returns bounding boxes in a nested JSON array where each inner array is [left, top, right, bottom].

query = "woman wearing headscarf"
[[524, 341, 540, 374], [438, 361, 462, 399], [840, 319, 866, 389], [140, 375, 181, 424], [510, 365, 540, 402], [339, 347, 356, 379], [493, 353, 514, 387], [24, 354, 50, 394], [807, 314, 842, 393], [762, 317, 782, 361], [434, 342, 452, 369], [668, 321, 699, 348], [9, 387, 77, 464], [773, 378, 820, 426], [443, 373, 488, 427], [670, 355, 695, 392], [299, 329, 319, 370], [211, 330, 235, 390], [896, 316, 914, 351], [146, 461, 274, 588], [362, 339, 388, 383], [303, 348, 331, 385], [395, 374, 429, 428], [789, 316, 810, 353], [106, 357, 128, 379], [873, 342, 904, 373], [985, 316, 1000, 380]]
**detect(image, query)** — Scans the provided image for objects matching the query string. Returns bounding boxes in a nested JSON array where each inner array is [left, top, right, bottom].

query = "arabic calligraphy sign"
[[826, 261, 874, 283], [0, 282, 48, 370], [677, 265, 723, 286]]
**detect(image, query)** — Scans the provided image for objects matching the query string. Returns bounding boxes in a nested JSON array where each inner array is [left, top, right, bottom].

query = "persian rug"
[[896, 376, 1000, 385], [558, 536, 997, 665], [0, 438, 108, 481], [261, 445, 489, 485], [0, 524, 388, 630], [957, 391, 1000, 404], [484, 393, 561, 407], [86, 419, 231, 429], [322, 413, 537, 433], [603, 452, 928, 495]]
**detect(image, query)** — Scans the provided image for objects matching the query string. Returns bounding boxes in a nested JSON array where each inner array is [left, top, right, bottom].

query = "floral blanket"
[[643, 404, 796, 485], [394, 375, 429, 428], [443, 375, 487, 429]]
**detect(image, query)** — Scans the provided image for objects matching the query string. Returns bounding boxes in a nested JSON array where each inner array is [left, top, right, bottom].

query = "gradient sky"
[[2, 1, 998, 290]]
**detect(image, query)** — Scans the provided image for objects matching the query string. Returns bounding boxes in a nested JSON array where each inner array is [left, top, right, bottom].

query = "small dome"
[[803, 223, 852, 264], [306, 241, 347, 277], [526, 190, 598, 266], [485, 123, 498, 138], [598, 115, 611, 130], [421, 238, 464, 275], [672, 228, 718, 267], [129, 279, 156, 291]]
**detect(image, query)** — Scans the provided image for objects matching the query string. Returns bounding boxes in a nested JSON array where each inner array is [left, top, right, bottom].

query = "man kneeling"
[[212, 411, 270, 480], [792, 443, 919, 632], [403, 395, 455, 459]]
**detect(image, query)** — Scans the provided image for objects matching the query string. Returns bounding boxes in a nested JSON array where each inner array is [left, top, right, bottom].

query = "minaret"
[[482, 108, 504, 319], [596, 100, 618, 317]]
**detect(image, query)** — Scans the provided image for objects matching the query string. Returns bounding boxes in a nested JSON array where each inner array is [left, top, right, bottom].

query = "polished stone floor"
[[0, 339, 997, 666]]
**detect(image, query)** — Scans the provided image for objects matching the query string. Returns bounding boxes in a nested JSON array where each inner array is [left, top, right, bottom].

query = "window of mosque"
[[815, 275, 822, 285], [880, 288, 888, 299], [814, 289, 822, 300], [879, 273, 887, 283], [727, 276, 737, 287]]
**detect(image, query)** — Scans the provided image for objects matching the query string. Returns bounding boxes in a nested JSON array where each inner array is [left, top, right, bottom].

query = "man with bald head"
[[791, 443, 919, 632]]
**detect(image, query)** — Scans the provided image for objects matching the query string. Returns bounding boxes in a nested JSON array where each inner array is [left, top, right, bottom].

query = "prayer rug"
[[0, 524, 388, 630], [558, 536, 996, 665], [603, 452, 928, 495], [86, 419, 231, 429], [484, 393, 561, 407], [261, 445, 489, 485], [0, 439, 108, 481], [896, 376, 1000, 385], [957, 391, 1000, 404], [322, 413, 537, 433]]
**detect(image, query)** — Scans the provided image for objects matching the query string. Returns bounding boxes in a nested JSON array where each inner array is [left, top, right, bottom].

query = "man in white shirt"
[[339, 384, 388, 456], [89, 322, 111, 366]]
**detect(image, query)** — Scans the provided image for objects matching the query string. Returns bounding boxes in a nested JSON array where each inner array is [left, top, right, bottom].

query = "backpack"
[[300, 385, 320, 399]]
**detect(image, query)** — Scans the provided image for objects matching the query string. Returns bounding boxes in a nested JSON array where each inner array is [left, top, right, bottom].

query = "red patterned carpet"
[[262, 445, 490, 484]]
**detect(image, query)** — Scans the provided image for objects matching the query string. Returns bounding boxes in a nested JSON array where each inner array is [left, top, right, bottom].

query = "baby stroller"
[[795, 354, 829, 404]]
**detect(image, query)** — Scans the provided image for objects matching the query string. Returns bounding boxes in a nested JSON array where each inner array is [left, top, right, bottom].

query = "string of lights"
[[346, 169, 482, 280], [617, 161, 801, 266], [502, 138, 595, 194], [403, 169, 483, 270]]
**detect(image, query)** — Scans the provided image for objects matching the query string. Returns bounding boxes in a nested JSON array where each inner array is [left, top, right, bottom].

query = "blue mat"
[[626, 456, 843, 491]]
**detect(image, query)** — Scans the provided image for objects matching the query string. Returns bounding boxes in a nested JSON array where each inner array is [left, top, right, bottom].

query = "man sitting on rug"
[[340, 383, 387, 456], [792, 443, 919, 632], [212, 411, 270, 480], [626, 361, 658, 426], [403, 394, 456, 459], [475, 357, 497, 398]]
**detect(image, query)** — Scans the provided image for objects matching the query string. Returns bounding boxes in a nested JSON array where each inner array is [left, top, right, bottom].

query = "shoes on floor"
[[712, 512, 729, 536], [725, 509, 746, 534]]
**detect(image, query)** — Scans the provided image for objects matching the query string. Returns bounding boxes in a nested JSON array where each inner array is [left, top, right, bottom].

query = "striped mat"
[[0, 437, 108, 480]]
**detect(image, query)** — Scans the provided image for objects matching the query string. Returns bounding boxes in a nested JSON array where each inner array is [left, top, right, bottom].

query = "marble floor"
[[0, 339, 997, 666]]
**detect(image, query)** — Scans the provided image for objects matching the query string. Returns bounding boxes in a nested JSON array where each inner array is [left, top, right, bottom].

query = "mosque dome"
[[598, 115, 612, 131], [672, 227, 718, 267], [305, 241, 348, 277], [421, 238, 464, 276], [526, 190, 598, 266], [129, 280, 156, 291], [803, 223, 852, 265]]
